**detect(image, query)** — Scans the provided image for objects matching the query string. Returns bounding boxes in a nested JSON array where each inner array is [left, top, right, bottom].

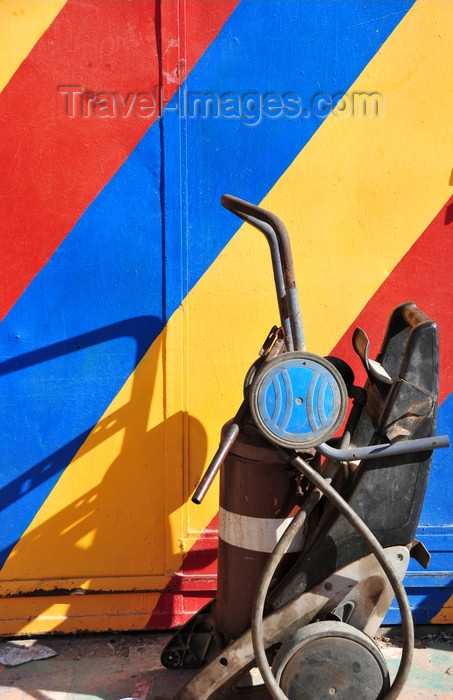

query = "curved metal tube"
[[316, 434, 450, 462], [221, 194, 305, 351], [237, 213, 294, 350]]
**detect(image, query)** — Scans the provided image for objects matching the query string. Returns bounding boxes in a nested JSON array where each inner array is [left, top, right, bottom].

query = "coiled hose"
[[251, 453, 414, 700]]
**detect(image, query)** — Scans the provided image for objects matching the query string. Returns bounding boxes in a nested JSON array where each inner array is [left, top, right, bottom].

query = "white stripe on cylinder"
[[218, 506, 305, 554]]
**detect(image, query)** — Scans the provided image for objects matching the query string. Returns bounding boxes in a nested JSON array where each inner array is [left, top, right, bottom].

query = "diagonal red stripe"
[[147, 514, 219, 629], [332, 195, 453, 403], [0, 0, 238, 320]]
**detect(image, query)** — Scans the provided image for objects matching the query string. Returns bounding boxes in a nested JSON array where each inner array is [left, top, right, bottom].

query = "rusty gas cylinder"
[[214, 421, 304, 641]]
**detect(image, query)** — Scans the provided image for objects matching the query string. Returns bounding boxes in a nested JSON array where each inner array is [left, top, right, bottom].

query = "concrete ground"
[[0, 627, 452, 700]]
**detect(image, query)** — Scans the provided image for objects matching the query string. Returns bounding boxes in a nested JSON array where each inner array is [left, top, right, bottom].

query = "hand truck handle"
[[221, 194, 305, 352]]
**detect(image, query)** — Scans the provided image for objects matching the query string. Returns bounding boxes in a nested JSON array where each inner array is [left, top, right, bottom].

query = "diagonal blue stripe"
[[385, 392, 453, 623]]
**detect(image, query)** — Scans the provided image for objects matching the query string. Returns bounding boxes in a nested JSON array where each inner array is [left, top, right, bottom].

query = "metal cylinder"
[[215, 422, 303, 641]]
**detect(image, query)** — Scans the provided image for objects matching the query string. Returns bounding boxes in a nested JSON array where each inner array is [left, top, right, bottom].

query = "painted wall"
[[0, 0, 452, 635]]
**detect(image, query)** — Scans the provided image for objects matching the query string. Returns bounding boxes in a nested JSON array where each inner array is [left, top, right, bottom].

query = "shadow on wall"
[[0, 316, 209, 635]]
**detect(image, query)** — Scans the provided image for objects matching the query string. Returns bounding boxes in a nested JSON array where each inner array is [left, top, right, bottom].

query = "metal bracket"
[[173, 547, 409, 700]]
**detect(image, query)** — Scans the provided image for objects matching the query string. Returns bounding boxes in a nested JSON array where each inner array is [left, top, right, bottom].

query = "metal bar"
[[315, 434, 450, 462], [192, 399, 250, 504], [174, 548, 408, 700]]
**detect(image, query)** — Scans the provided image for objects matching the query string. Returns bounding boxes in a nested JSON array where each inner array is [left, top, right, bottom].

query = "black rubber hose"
[[251, 453, 414, 700], [250, 461, 338, 700]]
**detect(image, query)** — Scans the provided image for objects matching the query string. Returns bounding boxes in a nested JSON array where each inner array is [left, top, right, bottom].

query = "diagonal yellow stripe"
[[185, 0, 453, 525], [3, 0, 453, 633], [0, 0, 66, 94]]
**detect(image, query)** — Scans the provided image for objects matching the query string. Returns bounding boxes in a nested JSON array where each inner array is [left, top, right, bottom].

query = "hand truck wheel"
[[272, 621, 390, 700]]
